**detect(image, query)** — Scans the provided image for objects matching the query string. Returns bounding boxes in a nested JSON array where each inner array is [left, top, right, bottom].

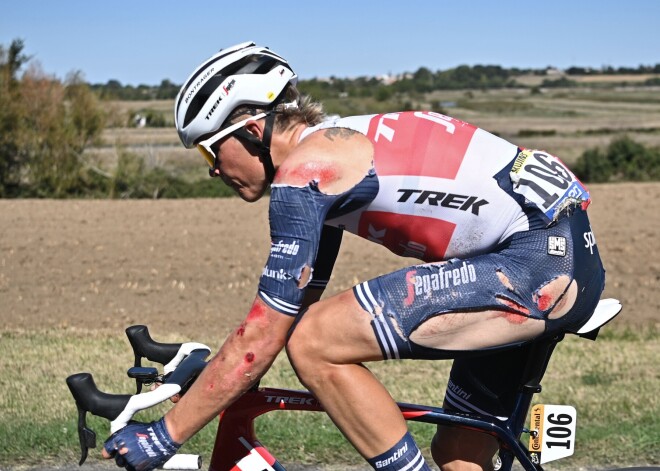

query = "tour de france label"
[[510, 149, 589, 221], [528, 404, 577, 464]]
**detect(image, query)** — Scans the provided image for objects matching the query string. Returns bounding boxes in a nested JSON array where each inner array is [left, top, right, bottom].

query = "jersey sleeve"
[[258, 173, 378, 316], [306, 224, 343, 291]]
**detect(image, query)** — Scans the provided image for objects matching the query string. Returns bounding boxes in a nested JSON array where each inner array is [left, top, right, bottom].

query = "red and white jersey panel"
[[300, 112, 529, 261]]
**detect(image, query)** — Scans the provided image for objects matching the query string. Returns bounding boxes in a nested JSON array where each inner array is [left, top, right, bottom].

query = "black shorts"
[[444, 343, 546, 419]]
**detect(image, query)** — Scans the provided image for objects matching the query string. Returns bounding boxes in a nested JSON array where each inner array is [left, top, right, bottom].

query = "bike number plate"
[[510, 149, 589, 221], [528, 404, 577, 464]]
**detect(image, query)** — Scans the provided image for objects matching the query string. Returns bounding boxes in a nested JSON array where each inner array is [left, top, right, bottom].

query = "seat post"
[[507, 334, 564, 438]]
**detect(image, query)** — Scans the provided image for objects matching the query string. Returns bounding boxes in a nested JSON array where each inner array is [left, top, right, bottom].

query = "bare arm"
[[163, 297, 295, 443]]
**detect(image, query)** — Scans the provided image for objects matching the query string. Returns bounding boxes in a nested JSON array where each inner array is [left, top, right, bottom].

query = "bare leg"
[[287, 289, 545, 467], [431, 423, 498, 471], [287, 291, 408, 458]]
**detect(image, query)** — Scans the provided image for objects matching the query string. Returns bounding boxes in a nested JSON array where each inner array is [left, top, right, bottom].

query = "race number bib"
[[510, 149, 589, 221], [528, 404, 577, 464]]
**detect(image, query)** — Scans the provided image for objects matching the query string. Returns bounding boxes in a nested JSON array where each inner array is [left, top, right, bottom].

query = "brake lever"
[[74, 403, 97, 466], [66, 327, 210, 466], [66, 373, 131, 465], [125, 325, 181, 394], [125, 325, 211, 395]]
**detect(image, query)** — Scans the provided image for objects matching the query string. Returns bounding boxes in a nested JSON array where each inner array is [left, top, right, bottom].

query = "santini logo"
[[397, 189, 489, 215], [548, 236, 567, 256], [375, 442, 408, 468]]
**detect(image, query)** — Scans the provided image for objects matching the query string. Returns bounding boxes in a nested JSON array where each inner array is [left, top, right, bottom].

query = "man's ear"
[[244, 120, 263, 139]]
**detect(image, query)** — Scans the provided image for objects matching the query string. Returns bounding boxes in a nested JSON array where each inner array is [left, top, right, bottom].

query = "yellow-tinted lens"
[[196, 144, 216, 168]]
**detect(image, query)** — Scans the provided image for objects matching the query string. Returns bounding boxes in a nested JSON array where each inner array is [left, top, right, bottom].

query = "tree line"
[[92, 63, 660, 102]]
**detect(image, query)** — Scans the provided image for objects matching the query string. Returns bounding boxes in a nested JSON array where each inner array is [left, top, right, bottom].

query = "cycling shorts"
[[353, 206, 604, 418], [443, 342, 548, 419]]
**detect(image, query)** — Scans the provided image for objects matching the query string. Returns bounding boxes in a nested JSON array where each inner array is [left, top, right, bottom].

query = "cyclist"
[[103, 42, 606, 471]]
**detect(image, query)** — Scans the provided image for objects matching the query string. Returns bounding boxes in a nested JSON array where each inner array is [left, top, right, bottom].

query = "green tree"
[[573, 136, 660, 182], [0, 39, 31, 196], [0, 39, 106, 197]]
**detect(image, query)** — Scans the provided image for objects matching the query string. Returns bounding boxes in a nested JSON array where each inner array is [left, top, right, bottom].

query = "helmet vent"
[[182, 55, 286, 129], [182, 74, 226, 128], [176, 47, 242, 114], [222, 54, 282, 77]]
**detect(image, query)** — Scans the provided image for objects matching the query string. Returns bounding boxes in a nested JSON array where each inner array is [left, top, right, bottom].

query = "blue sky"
[[1, 0, 658, 85]]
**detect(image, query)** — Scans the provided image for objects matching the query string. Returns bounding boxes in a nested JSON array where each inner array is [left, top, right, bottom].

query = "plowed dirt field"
[[1, 182, 658, 339]]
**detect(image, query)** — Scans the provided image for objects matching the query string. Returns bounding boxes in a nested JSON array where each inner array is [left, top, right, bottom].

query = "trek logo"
[[204, 79, 236, 120], [584, 229, 597, 255], [205, 96, 223, 120], [374, 442, 408, 468], [265, 395, 316, 405], [397, 189, 489, 215], [262, 266, 288, 280], [270, 240, 300, 256]]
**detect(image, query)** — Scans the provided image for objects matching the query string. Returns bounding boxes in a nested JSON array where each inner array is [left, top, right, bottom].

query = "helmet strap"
[[232, 111, 277, 183]]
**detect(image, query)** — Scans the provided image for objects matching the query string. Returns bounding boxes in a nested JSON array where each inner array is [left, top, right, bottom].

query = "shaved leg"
[[409, 310, 545, 351], [287, 288, 548, 469], [432, 421, 499, 471], [286, 290, 408, 458]]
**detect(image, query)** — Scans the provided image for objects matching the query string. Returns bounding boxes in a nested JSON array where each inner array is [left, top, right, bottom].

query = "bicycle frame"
[[211, 384, 541, 471], [211, 330, 567, 471]]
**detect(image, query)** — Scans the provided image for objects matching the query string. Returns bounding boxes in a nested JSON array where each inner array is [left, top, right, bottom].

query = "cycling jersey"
[[311, 112, 533, 261], [257, 111, 592, 317]]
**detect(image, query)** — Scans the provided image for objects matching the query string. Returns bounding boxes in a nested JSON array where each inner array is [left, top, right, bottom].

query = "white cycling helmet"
[[174, 41, 297, 149]]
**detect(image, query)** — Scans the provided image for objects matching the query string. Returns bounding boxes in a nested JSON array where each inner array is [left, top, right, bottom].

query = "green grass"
[[0, 327, 657, 468]]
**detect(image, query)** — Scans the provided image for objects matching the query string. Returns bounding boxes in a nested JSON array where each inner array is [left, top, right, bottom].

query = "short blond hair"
[[226, 85, 325, 132]]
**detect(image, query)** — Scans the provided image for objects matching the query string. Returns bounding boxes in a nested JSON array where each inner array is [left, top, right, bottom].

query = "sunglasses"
[[196, 112, 270, 169]]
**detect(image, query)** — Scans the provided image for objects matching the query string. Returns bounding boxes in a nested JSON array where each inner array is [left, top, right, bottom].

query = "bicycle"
[[66, 298, 623, 471]]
